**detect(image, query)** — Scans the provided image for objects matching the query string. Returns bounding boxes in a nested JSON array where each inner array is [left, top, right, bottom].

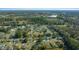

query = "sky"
[[0, 0, 79, 10], [0, 0, 78, 8]]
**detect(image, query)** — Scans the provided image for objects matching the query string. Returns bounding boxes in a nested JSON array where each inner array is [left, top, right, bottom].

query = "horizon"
[[0, 8, 79, 10]]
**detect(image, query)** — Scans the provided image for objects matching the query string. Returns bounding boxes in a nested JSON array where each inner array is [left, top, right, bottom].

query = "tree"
[[15, 29, 23, 38]]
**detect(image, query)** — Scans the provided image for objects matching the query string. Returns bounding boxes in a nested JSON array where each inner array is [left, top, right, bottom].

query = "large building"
[[48, 14, 57, 18]]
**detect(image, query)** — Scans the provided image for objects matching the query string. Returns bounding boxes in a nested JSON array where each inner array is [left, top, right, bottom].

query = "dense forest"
[[0, 10, 79, 50]]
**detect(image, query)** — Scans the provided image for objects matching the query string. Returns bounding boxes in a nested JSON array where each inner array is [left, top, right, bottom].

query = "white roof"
[[48, 15, 57, 18]]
